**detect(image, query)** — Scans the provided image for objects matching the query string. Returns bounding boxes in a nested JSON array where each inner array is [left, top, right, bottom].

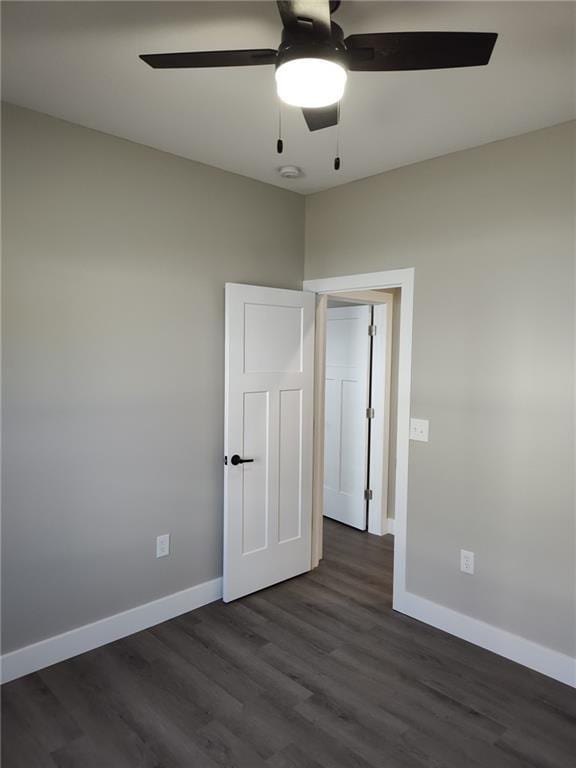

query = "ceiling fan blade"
[[140, 49, 278, 69], [345, 32, 498, 72], [276, 1, 332, 37], [302, 104, 338, 131]]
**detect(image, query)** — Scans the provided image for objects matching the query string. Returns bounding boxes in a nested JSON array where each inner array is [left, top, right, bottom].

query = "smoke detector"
[[278, 165, 302, 179]]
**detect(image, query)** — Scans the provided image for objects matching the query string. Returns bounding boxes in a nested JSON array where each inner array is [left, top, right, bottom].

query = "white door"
[[324, 305, 372, 530], [224, 283, 315, 602]]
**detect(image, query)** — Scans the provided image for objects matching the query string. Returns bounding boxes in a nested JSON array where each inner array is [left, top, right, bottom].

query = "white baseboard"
[[1, 577, 223, 684], [368, 517, 395, 536], [4, 576, 573, 690], [395, 590, 576, 688]]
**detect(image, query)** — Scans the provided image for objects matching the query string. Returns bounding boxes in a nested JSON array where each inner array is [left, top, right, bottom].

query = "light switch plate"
[[410, 418, 429, 442], [156, 534, 170, 558]]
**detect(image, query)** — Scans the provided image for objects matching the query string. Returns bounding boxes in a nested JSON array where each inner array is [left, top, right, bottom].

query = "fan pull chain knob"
[[334, 101, 341, 170], [277, 103, 284, 154]]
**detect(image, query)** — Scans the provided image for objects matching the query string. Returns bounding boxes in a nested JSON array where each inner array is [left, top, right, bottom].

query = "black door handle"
[[230, 454, 254, 466]]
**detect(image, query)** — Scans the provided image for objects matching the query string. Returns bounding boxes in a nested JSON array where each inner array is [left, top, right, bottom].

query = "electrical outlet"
[[460, 549, 474, 575], [410, 418, 429, 442], [156, 534, 170, 558]]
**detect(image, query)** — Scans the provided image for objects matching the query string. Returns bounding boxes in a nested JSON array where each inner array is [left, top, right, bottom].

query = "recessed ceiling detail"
[[278, 165, 303, 178]]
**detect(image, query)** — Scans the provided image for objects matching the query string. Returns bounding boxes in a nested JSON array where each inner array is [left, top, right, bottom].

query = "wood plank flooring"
[[2, 519, 575, 767]]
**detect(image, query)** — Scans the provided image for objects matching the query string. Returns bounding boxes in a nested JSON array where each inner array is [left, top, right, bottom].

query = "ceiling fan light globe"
[[275, 58, 347, 108]]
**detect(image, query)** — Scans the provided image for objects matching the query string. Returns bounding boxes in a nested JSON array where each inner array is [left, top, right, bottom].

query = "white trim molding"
[[384, 518, 396, 535], [367, 299, 394, 537], [396, 591, 576, 688], [1, 577, 222, 684]]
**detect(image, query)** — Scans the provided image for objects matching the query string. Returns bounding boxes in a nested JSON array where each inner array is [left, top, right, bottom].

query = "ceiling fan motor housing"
[[276, 23, 348, 71]]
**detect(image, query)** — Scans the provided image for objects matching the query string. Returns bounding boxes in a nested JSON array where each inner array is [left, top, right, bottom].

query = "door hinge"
[[368, 324, 377, 336], [366, 407, 375, 419], [364, 489, 373, 501]]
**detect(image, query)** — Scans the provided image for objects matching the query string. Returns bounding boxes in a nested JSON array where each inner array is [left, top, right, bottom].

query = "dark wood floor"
[[3, 520, 575, 767]]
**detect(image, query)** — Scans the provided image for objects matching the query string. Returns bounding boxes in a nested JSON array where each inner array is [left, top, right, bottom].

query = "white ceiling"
[[2, 1, 574, 194]]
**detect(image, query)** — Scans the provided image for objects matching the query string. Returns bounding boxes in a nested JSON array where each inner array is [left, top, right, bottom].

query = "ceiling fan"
[[140, 0, 497, 133]]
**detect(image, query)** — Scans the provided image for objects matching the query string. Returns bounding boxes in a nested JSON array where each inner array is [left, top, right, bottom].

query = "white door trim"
[[304, 268, 414, 609], [311, 294, 328, 568], [368, 299, 394, 536]]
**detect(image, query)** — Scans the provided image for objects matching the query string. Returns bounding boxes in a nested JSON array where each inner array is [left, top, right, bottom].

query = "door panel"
[[224, 284, 315, 602], [244, 303, 304, 373], [241, 391, 269, 554], [323, 377, 339, 491], [278, 389, 303, 543], [323, 305, 371, 530], [340, 379, 361, 495]]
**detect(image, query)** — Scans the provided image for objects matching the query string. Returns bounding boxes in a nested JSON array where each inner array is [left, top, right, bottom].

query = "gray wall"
[[306, 122, 575, 657], [3, 103, 574, 661], [1, 104, 305, 653]]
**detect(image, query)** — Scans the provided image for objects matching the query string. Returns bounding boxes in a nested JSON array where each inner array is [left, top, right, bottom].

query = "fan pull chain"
[[334, 101, 341, 170], [277, 104, 284, 154]]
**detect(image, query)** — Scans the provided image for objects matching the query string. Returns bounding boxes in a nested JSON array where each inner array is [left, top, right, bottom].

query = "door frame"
[[303, 268, 414, 611], [368, 296, 394, 535]]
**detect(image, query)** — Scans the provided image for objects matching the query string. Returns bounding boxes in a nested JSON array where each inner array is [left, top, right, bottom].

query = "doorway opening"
[[322, 290, 397, 536], [318, 287, 399, 606], [322, 288, 401, 605], [304, 268, 414, 614]]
